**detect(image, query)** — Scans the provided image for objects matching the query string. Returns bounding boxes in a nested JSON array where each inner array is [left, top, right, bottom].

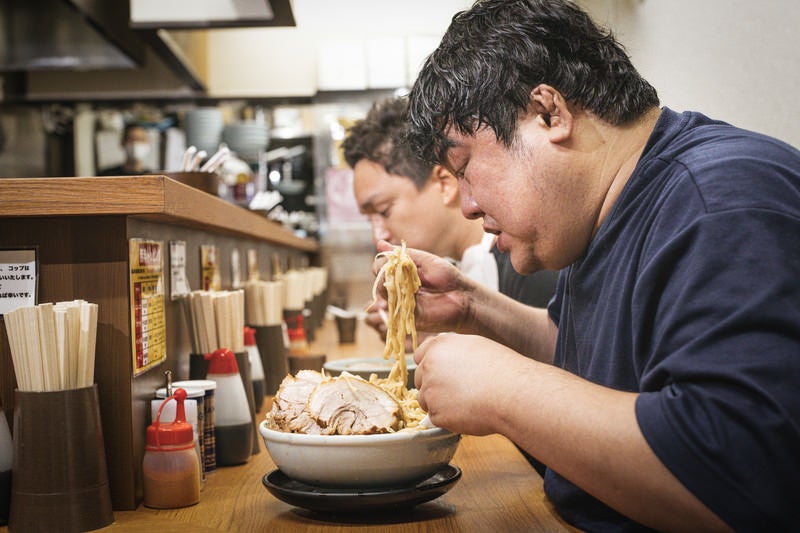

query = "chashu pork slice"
[[306, 375, 402, 435], [268, 370, 325, 434]]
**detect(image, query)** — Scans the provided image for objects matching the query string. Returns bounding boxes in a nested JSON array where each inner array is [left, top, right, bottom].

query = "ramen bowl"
[[323, 356, 416, 390], [259, 421, 460, 488]]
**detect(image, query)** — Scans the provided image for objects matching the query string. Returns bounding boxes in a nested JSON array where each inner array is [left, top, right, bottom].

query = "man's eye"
[[378, 208, 391, 218]]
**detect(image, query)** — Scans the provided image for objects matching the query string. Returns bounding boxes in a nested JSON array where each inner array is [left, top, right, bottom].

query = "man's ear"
[[433, 165, 460, 206], [530, 84, 573, 143]]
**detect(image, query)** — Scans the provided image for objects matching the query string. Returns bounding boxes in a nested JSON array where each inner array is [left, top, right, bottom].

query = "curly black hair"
[[341, 97, 433, 189], [406, 0, 660, 164]]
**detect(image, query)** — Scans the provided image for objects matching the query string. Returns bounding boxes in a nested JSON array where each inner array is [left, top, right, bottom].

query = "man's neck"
[[593, 107, 662, 236]]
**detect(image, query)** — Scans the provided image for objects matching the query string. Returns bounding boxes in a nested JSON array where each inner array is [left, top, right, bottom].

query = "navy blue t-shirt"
[[547, 108, 800, 531]]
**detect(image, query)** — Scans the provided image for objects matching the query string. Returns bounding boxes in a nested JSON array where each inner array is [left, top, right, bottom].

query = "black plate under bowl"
[[262, 464, 462, 513]]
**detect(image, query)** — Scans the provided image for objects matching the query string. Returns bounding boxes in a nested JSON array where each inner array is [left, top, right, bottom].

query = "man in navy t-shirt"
[[369, 0, 800, 531]]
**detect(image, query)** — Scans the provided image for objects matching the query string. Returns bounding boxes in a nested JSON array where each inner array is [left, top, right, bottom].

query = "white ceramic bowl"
[[259, 421, 460, 488], [323, 356, 416, 390]]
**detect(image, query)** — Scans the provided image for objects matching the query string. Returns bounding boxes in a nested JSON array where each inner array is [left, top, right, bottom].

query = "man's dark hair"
[[342, 97, 433, 189], [406, 0, 660, 164]]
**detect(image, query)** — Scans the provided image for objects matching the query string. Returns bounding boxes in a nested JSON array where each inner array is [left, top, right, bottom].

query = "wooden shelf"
[[0, 175, 317, 252]]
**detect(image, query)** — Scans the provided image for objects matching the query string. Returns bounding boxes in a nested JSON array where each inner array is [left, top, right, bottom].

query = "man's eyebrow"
[[358, 192, 383, 212], [442, 134, 462, 149]]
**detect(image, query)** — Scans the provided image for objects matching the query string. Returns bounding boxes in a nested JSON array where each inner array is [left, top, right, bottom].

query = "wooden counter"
[[93, 319, 579, 532], [0, 319, 578, 531], [99, 415, 576, 532], [0, 176, 318, 510]]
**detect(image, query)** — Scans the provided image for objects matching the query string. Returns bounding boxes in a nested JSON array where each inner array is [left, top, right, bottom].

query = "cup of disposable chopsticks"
[[180, 290, 260, 455], [166, 145, 230, 196], [4, 300, 98, 392], [243, 279, 289, 396], [180, 290, 245, 379], [3, 300, 114, 532]]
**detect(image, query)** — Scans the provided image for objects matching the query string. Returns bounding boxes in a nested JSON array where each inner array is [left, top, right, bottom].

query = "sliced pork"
[[267, 371, 402, 435], [307, 376, 402, 435], [268, 370, 325, 434]]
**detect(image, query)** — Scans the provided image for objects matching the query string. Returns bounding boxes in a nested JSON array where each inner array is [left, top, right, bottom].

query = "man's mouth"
[[482, 224, 501, 236], [495, 233, 508, 253]]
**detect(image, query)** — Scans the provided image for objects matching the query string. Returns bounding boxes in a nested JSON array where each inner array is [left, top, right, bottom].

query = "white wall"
[[580, 0, 800, 148], [204, 0, 473, 97], [203, 0, 800, 148]]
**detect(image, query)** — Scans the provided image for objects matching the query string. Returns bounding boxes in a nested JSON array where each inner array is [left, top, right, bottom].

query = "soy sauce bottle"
[[205, 348, 253, 466]]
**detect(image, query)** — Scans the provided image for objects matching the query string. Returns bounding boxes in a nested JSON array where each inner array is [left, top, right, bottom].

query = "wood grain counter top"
[[96, 320, 578, 532], [0, 320, 578, 532], [98, 412, 576, 532], [0, 175, 317, 252]]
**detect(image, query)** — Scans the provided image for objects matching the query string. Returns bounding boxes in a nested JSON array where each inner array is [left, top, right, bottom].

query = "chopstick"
[[4, 300, 99, 391], [181, 146, 198, 171], [36, 303, 59, 390], [200, 146, 230, 173]]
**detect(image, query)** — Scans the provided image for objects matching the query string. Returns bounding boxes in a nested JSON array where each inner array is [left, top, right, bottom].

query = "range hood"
[[0, 0, 294, 73], [130, 0, 295, 29], [0, 0, 145, 71]]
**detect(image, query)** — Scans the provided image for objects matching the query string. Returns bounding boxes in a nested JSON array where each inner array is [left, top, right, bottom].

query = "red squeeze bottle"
[[143, 388, 200, 508]]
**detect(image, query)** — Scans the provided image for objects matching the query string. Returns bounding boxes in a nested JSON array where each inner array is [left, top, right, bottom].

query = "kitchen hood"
[[0, 0, 294, 73], [129, 0, 295, 29], [0, 0, 145, 71]]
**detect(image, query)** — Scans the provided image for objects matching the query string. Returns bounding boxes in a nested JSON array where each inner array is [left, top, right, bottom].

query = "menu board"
[[169, 240, 191, 301], [129, 239, 167, 375]]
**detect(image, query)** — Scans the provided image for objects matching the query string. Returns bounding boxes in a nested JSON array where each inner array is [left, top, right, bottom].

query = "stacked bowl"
[[222, 121, 270, 163], [185, 108, 224, 154]]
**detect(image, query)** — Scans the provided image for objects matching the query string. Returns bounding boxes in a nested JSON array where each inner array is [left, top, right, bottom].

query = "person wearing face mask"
[[98, 123, 154, 176]]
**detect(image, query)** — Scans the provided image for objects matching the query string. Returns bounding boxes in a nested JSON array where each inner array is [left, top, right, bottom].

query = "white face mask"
[[126, 142, 151, 162]]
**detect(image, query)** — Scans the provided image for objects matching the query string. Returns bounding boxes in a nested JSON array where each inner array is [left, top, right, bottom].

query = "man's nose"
[[370, 217, 392, 243], [460, 185, 483, 220]]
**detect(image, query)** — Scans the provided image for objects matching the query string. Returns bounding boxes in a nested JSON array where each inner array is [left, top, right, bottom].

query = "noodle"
[[369, 242, 425, 428]]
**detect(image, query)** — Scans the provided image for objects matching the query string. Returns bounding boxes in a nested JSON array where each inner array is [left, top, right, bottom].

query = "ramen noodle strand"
[[369, 242, 424, 427]]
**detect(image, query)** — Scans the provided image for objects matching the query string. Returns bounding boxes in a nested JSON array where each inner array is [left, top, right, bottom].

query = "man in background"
[[342, 97, 558, 339]]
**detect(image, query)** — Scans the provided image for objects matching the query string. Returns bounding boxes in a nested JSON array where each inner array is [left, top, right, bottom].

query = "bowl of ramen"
[[262, 366, 459, 488], [323, 356, 416, 389], [260, 242, 459, 489]]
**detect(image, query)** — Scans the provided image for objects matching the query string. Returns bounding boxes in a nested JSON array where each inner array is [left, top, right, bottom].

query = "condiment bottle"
[[244, 326, 266, 412], [286, 313, 309, 356], [205, 348, 253, 466], [153, 386, 204, 483], [143, 388, 200, 509]]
